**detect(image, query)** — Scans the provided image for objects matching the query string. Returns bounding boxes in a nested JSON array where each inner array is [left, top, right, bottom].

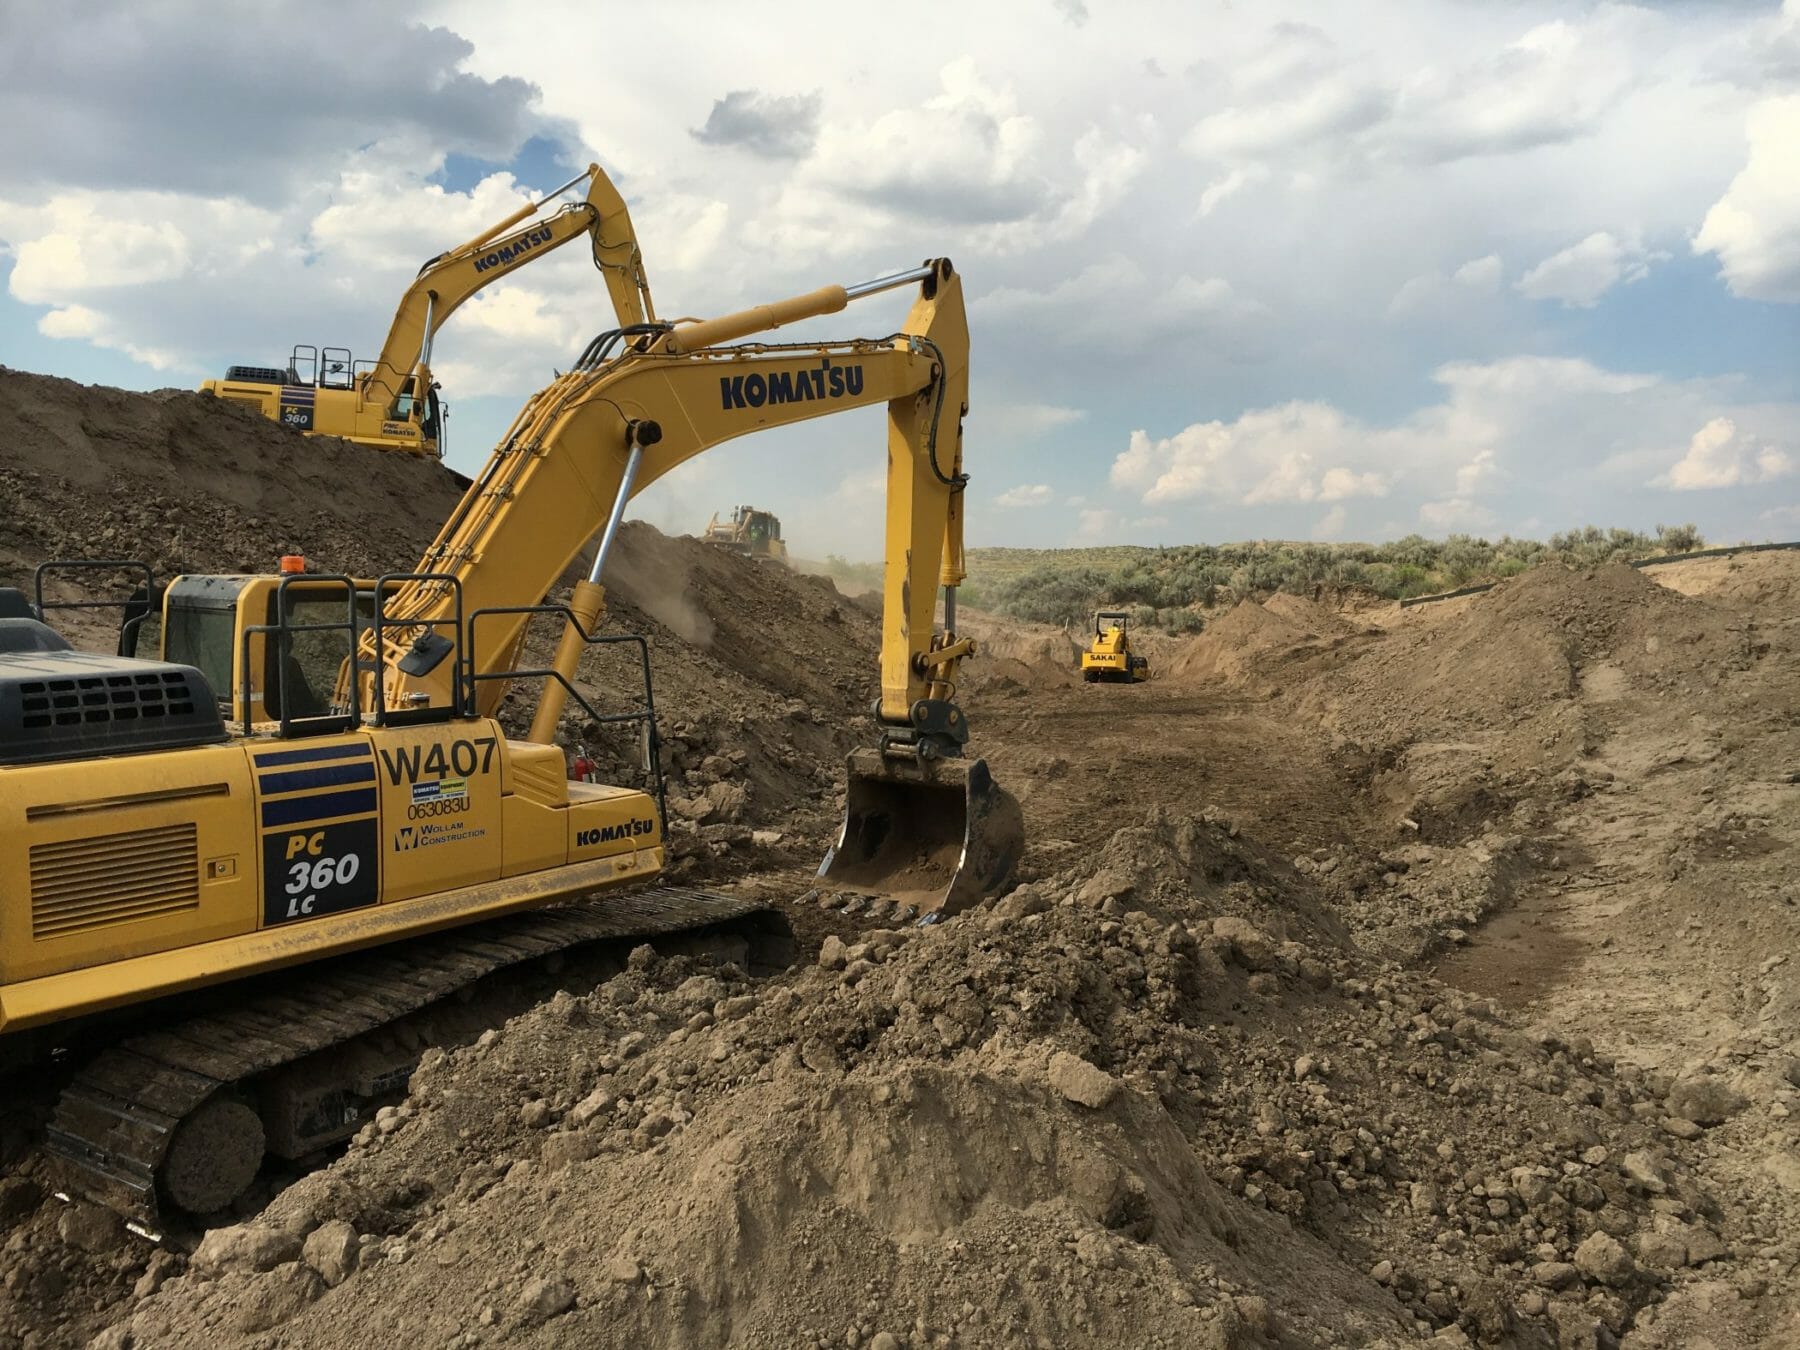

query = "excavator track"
[[44, 887, 786, 1231]]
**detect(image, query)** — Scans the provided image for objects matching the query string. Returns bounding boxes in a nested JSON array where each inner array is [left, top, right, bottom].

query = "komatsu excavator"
[[1, 242, 1020, 1228], [199, 163, 652, 456]]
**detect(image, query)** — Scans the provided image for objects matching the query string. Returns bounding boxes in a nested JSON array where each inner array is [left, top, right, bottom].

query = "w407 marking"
[[378, 736, 497, 785]]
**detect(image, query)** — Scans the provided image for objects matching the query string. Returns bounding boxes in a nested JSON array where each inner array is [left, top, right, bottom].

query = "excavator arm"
[[357, 163, 656, 423], [374, 261, 965, 729], [355, 258, 1020, 915]]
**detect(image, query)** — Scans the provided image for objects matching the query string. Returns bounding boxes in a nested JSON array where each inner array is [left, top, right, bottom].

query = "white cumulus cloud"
[[1516, 231, 1663, 308], [1660, 416, 1794, 489], [1113, 353, 1800, 535], [995, 483, 1055, 508], [1111, 401, 1395, 507], [1694, 95, 1800, 302], [36, 303, 183, 370]]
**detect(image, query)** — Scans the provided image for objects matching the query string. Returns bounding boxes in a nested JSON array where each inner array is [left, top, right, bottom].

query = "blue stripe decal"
[[260, 788, 377, 827], [258, 762, 377, 794], [253, 743, 370, 768]]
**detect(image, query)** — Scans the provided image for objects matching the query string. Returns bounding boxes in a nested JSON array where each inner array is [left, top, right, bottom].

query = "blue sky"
[[1, 0, 1796, 558]]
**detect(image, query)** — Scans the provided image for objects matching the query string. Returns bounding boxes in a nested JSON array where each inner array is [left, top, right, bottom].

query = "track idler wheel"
[[161, 1096, 265, 1215], [819, 748, 1024, 919]]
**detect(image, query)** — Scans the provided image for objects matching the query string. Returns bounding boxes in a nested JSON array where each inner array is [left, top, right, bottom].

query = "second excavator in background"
[[199, 163, 654, 457]]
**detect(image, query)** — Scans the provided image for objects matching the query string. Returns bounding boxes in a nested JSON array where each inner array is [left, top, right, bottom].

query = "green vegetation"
[[961, 524, 1706, 629]]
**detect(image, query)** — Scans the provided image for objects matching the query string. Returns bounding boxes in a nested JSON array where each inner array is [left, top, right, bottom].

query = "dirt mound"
[[104, 811, 1722, 1348], [957, 613, 1082, 694], [0, 367, 471, 633], [1162, 599, 1311, 687], [1261, 591, 1359, 635], [1293, 563, 1751, 774], [604, 524, 877, 717], [1640, 547, 1800, 609]]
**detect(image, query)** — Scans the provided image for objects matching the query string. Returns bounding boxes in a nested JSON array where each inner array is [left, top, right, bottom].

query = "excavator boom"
[[361, 259, 1019, 913], [359, 163, 655, 418]]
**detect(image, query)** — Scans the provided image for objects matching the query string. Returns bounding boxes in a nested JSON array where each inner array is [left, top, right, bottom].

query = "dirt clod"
[[301, 1222, 359, 1289], [1047, 1052, 1120, 1109], [191, 1224, 302, 1276]]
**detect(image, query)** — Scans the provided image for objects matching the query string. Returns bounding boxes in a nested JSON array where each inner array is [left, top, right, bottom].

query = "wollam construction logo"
[[392, 820, 486, 852]]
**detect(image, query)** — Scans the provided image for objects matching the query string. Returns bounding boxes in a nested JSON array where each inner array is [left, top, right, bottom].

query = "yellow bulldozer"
[[702, 505, 788, 562], [1, 162, 1021, 1230], [1080, 609, 1149, 683]]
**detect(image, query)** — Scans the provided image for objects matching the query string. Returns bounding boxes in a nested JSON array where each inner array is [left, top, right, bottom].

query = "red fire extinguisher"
[[570, 745, 597, 783]]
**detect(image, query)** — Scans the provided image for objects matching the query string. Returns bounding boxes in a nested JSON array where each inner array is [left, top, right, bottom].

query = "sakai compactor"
[[2, 179, 1021, 1229], [1081, 610, 1149, 683], [200, 164, 652, 456]]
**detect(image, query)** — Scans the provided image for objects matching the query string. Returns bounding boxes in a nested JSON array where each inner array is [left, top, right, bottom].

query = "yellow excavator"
[[198, 163, 651, 456], [702, 505, 788, 562], [1, 173, 1020, 1226], [1080, 609, 1149, 683]]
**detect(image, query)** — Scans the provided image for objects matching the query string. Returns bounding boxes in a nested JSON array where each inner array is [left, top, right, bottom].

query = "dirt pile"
[[1292, 564, 1749, 768], [1127, 565, 1768, 966], [957, 612, 1082, 695], [1641, 549, 1800, 609], [1163, 599, 1325, 688], [1261, 592, 1360, 635], [92, 810, 1742, 1349], [0, 367, 471, 625]]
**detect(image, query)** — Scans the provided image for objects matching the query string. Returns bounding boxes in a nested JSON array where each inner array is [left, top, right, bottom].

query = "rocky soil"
[[1, 371, 1797, 1348]]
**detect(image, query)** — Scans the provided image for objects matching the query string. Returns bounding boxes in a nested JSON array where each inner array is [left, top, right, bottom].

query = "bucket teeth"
[[818, 748, 1024, 918]]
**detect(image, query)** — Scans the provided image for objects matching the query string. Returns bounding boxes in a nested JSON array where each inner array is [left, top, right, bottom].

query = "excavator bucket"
[[819, 748, 1024, 919]]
